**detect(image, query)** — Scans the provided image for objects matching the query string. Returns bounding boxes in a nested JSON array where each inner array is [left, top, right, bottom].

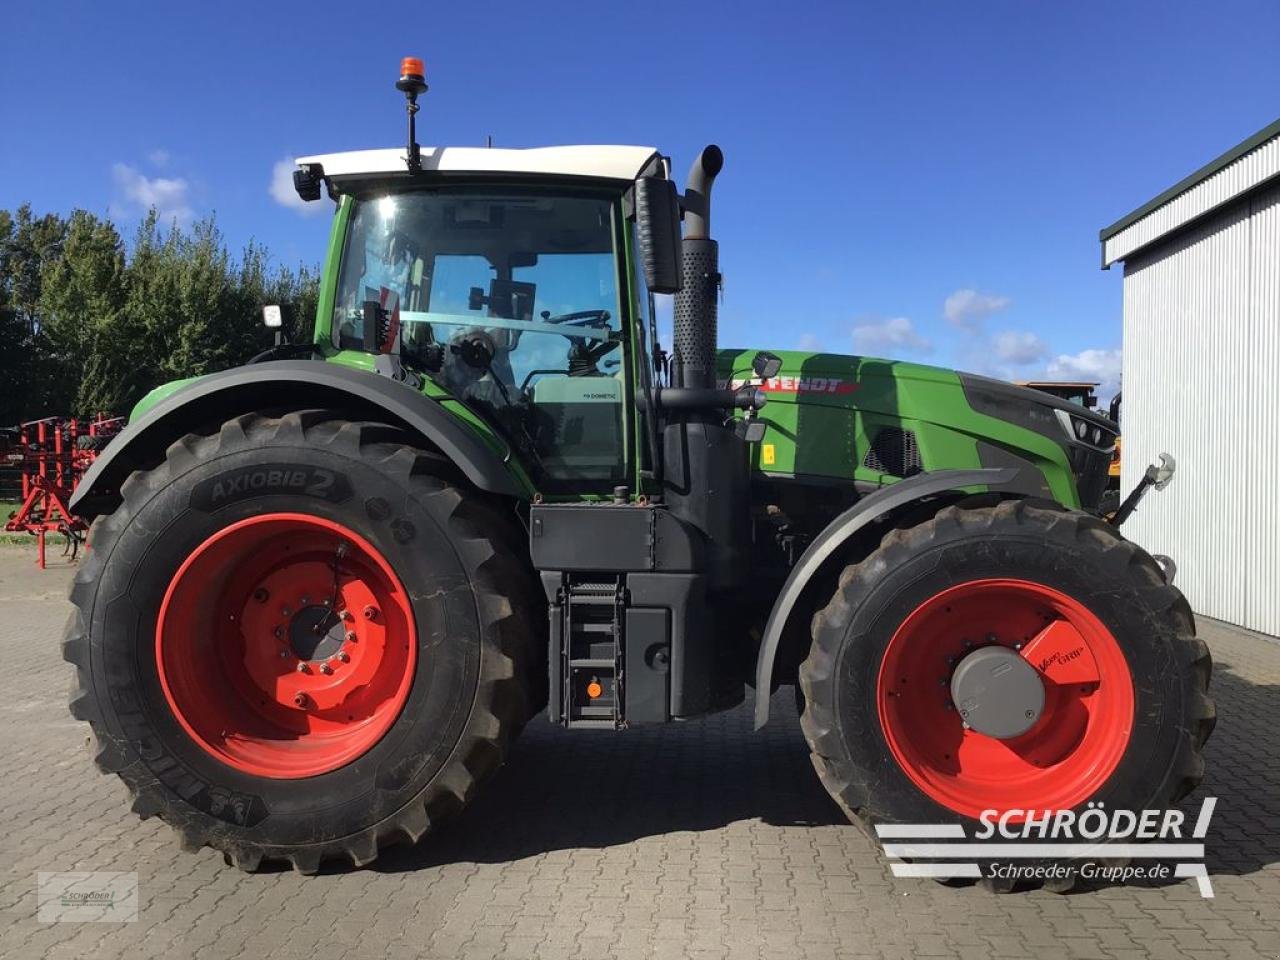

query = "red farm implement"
[[3, 415, 124, 568]]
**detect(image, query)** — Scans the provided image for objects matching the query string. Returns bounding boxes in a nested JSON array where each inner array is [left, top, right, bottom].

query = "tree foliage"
[[0, 205, 318, 424]]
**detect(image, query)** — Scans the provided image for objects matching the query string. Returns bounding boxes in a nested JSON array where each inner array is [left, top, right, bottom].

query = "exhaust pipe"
[[672, 145, 724, 390], [663, 145, 747, 601]]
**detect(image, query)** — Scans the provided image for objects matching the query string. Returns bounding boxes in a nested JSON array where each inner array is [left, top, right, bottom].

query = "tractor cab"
[[298, 144, 670, 493]]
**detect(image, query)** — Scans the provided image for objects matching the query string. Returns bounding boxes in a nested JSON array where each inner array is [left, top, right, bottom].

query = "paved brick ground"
[[1, 543, 1278, 960]]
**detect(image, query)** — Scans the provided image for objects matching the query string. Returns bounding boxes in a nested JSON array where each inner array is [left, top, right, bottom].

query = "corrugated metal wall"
[[1121, 182, 1280, 636]]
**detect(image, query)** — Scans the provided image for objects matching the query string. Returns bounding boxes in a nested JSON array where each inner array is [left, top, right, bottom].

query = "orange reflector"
[[400, 57, 425, 79], [586, 680, 603, 699]]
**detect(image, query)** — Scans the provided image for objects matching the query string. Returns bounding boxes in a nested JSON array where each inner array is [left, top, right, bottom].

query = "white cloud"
[[944, 288, 1011, 329], [148, 149, 170, 168], [111, 163, 193, 224], [993, 330, 1050, 365], [797, 332, 823, 351], [1045, 348, 1122, 398], [270, 159, 325, 215], [852, 316, 932, 355]]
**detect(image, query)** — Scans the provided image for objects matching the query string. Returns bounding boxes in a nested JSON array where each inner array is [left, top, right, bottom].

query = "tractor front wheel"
[[799, 499, 1215, 890], [63, 412, 540, 872]]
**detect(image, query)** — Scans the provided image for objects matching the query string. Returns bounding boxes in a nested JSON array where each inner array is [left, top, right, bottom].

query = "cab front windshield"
[[333, 188, 627, 486]]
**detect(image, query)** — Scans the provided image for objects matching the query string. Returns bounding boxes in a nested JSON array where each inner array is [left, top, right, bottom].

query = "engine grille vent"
[[864, 427, 922, 477]]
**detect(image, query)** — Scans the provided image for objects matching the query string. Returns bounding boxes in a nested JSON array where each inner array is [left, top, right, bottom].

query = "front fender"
[[71, 360, 526, 517], [753, 466, 1021, 729]]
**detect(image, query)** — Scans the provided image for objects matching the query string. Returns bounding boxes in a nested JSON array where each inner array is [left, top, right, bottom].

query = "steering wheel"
[[541, 309, 611, 329]]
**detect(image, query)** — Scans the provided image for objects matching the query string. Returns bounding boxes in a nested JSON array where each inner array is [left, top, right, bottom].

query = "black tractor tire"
[[63, 412, 542, 873], [799, 499, 1214, 892]]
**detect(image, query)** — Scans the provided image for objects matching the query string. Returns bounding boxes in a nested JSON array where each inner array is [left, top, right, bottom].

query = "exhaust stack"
[[662, 145, 747, 597], [672, 145, 724, 390]]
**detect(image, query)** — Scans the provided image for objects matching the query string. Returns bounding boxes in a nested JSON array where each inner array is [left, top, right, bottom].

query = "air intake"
[[863, 427, 922, 477]]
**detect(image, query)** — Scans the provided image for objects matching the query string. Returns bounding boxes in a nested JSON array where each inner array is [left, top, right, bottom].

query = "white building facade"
[[1101, 119, 1280, 637]]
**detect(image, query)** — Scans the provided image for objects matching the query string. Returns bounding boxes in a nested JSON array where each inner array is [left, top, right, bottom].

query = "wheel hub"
[[288, 605, 346, 662], [949, 644, 1045, 739]]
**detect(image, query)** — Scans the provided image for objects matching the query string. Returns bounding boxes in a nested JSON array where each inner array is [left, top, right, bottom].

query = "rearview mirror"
[[633, 177, 682, 294]]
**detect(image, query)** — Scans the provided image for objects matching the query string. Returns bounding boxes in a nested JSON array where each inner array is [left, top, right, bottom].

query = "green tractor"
[[65, 60, 1213, 880]]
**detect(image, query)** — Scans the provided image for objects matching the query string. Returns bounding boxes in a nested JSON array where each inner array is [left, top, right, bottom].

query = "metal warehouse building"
[[1101, 118, 1280, 637]]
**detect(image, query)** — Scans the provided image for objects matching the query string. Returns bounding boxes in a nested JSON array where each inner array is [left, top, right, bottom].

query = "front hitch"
[[1109, 452, 1176, 528]]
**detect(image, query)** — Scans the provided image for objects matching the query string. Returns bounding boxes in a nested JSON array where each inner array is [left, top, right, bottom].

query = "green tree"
[[0, 205, 68, 422], [39, 211, 131, 414], [2, 204, 321, 424]]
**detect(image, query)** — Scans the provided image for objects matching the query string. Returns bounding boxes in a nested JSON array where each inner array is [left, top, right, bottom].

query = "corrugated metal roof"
[[1100, 118, 1280, 266]]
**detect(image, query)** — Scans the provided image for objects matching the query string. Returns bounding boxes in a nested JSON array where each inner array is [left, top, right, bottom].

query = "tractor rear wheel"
[[799, 499, 1214, 890], [63, 412, 540, 872]]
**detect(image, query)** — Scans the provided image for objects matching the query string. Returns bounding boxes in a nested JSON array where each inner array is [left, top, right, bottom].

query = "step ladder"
[[551, 578, 625, 728]]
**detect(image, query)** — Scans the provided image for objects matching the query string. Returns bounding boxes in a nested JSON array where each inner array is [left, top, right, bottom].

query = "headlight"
[[1055, 408, 1116, 453]]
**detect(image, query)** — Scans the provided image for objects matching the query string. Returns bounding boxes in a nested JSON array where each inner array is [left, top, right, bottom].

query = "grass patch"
[[1, 499, 42, 544], [2, 498, 31, 542]]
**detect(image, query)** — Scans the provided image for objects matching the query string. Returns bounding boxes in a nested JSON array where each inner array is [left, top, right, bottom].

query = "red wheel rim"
[[156, 513, 416, 778], [876, 578, 1133, 819]]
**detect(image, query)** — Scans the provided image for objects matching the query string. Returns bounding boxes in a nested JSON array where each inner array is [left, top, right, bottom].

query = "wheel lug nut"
[[986, 633, 997, 644], [337, 651, 350, 663], [294, 692, 309, 708], [341, 610, 354, 622], [274, 626, 285, 639], [363, 605, 378, 621], [253, 588, 269, 603], [345, 631, 357, 643], [281, 607, 292, 617], [296, 663, 309, 674], [279, 650, 288, 659], [320, 663, 333, 675]]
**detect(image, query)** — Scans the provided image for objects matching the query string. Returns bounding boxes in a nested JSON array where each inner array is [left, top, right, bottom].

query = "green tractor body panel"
[[130, 376, 202, 421], [717, 348, 1082, 508], [124, 340, 1083, 514]]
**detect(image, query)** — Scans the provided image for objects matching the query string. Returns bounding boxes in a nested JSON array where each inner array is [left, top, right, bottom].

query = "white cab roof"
[[296, 145, 663, 184]]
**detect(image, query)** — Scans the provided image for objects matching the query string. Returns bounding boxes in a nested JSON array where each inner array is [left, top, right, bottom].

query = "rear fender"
[[71, 360, 526, 518]]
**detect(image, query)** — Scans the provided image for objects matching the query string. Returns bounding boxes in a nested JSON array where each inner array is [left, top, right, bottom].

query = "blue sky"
[[4, 0, 1279, 399]]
